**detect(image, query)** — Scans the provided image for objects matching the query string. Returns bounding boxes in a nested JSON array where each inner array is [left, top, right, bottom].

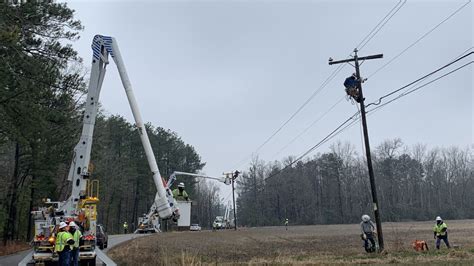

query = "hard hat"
[[69, 221, 78, 228], [436, 216, 442, 221], [59, 222, 68, 229], [178, 182, 185, 188], [362, 214, 371, 222]]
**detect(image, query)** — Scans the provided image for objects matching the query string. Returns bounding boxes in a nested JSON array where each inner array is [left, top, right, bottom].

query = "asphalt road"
[[0, 234, 148, 266]]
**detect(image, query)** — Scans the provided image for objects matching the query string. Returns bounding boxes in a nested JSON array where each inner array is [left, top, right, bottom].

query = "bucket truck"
[[135, 171, 231, 233], [29, 35, 177, 264]]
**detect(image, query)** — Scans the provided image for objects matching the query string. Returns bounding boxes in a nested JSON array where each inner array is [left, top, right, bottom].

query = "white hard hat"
[[178, 182, 185, 188], [69, 221, 78, 228], [59, 222, 68, 229], [436, 216, 442, 221], [362, 214, 371, 222]]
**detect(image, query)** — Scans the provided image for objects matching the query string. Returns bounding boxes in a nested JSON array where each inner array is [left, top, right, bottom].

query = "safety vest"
[[54, 231, 73, 252], [73, 230, 82, 248], [433, 222, 448, 236], [123, 223, 128, 229], [172, 189, 189, 200]]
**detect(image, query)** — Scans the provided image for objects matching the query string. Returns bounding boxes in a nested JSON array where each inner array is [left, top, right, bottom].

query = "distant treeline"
[[0, 1, 222, 242], [237, 139, 473, 226]]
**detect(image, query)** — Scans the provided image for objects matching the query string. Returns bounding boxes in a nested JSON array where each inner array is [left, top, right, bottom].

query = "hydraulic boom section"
[[135, 171, 231, 233], [31, 35, 174, 264], [64, 35, 173, 219]]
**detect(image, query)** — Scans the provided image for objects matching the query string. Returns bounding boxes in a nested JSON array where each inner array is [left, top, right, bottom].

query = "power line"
[[368, 0, 472, 78], [232, 2, 406, 170], [366, 50, 473, 108], [264, 111, 360, 181], [268, 1, 407, 162], [265, 52, 472, 181], [357, 0, 407, 51], [271, 96, 346, 160], [367, 60, 473, 114], [231, 60, 346, 170]]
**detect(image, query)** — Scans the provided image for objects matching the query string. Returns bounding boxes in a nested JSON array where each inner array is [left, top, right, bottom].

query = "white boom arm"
[[167, 171, 231, 188], [136, 171, 230, 232], [63, 35, 173, 219]]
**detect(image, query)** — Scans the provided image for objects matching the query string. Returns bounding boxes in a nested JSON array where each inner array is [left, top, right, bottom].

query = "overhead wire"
[[357, 0, 407, 51], [271, 96, 346, 160], [232, 1, 407, 170], [366, 50, 473, 109], [231, 64, 346, 169], [264, 111, 360, 181], [368, 0, 472, 79], [367, 60, 473, 114], [265, 50, 473, 181], [266, 1, 407, 163]]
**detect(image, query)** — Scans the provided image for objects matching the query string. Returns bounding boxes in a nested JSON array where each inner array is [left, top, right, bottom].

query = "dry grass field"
[[108, 219, 474, 265]]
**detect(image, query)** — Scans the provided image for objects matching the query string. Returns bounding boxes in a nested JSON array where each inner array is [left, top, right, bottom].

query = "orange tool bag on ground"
[[412, 240, 429, 251]]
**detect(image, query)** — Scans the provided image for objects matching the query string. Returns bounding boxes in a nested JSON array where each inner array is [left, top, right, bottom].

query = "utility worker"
[[285, 218, 289, 230], [55, 222, 75, 266], [123, 222, 128, 234], [69, 221, 82, 266], [343, 73, 366, 103], [433, 216, 450, 249], [172, 182, 189, 201], [360, 214, 376, 253]]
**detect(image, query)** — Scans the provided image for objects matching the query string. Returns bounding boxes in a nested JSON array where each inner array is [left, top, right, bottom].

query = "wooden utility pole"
[[231, 176, 237, 230], [231, 170, 240, 231], [329, 49, 385, 251]]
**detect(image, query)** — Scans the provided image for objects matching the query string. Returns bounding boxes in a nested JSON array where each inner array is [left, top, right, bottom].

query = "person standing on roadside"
[[55, 222, 74, 266], [69, 221, 82, 266]]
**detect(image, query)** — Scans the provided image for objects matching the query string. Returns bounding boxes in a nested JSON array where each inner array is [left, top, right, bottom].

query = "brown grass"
[[0, 240, 30, 256], [108, 219, 474, 265]]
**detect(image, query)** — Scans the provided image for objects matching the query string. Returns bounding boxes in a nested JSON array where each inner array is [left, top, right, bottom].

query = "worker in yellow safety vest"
[[123, 222, 128, 234], [68, 221, 82, 266], [172, 182, 189, 201], [433, 216, 450, 249], [55, 222, 75, 266]]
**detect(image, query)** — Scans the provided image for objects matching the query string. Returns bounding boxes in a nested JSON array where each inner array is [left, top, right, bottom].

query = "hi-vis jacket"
[[54, 231, 74, 252]]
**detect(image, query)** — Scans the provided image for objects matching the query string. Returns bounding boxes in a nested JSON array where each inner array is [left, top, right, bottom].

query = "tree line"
[[237, 139, 473, 226], [0, 1, 221, 242]]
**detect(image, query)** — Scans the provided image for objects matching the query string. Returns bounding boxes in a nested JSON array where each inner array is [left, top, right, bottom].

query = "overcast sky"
[[67, 0, 473, 200]]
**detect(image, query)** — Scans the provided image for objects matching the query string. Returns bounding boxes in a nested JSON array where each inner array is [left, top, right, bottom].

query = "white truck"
[[135, 171, 231, 233], [29, 35, 177, 265], [213, 216, 225, 230]]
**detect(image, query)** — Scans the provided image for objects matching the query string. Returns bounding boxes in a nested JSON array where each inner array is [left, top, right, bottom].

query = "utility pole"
[[225, 170, 240, 230], [231, 175, 237, 230], [329, 49, 384, 251], [231, 170, 240, 231]]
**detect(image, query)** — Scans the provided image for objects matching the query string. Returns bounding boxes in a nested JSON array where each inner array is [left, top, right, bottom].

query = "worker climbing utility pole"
[[328, 49, 384, 251]]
